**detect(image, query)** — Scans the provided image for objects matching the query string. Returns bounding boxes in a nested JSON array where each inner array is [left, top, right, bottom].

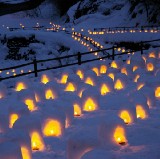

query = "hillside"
[[0, 0, 45, 16], [0, 0, 160, 26], [66, 0, 160, 27]]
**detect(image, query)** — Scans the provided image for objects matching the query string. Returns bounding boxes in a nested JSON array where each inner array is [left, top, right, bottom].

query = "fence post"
[[140, 41, 143, 55], [78, 52, 81, 65], [112, 46, 115, 60], [33, 58, 38, 77]]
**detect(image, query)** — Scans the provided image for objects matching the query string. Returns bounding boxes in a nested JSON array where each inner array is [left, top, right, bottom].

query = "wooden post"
[[78, 52, 81, 65], [33, 58, 38, 77], [112, 46, 115, 60], [140, 41, 143, 55]]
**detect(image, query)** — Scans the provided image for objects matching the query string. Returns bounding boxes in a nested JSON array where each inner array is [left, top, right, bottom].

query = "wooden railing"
[[92, 25, 160, 32], [0, 39, 159, 81]]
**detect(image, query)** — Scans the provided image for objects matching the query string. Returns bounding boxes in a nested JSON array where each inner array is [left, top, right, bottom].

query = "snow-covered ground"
[[0, 4, 160, 159], [0, 46, 160, 159]]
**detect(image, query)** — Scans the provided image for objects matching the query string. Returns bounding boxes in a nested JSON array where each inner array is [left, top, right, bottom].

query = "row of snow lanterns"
[[1, 50, 160, 113], [1, 69, 32, 76], [12, 50, 160, 116], [65, 50, 160, 157], [72, 31, 103, 49], [0, 49, 159, 157], [13, 77, 128, 147], [5, 22, 62, 31], [0, 76, 128, 157], [72, 32, 104, 59], [46, 25, 62, 32], [88, 28, 159, 35], [0, 84, 65, 158], [0, 111, 63, 158], [72, 31, 129, 57], [47, 22, 66, 32], [39, 66, 147, 120]]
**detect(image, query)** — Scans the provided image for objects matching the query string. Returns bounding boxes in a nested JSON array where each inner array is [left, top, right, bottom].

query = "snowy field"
[[0, 45, 160, 159], [0, 9, 160, 159]]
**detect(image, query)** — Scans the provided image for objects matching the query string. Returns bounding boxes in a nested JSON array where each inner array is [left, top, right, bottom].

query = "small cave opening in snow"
[[42, 119, 62, 137], [114, 126, 127, 145]]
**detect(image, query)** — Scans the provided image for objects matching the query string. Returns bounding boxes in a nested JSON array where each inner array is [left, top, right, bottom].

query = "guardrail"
[[92, 25, 160, 33], [0, 39, 159, 81]]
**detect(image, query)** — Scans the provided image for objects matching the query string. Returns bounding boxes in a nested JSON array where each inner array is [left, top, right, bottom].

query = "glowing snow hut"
[[82, 87, 100, 112], [13, 114, 45, 151], [39, 100, 65, 136], [99, 114, 127, 147], [98, 76, 114, 95], [84, 70, 98, 86], [17, 90, 37, 112], [114, 74, 128, 90]]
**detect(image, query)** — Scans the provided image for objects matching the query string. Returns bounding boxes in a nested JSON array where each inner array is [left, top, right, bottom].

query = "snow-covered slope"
[[1, 0, 159, 27], [12, 0, 60, 21], [0, 45, 160, 159], [66, 0, 160, 28]]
